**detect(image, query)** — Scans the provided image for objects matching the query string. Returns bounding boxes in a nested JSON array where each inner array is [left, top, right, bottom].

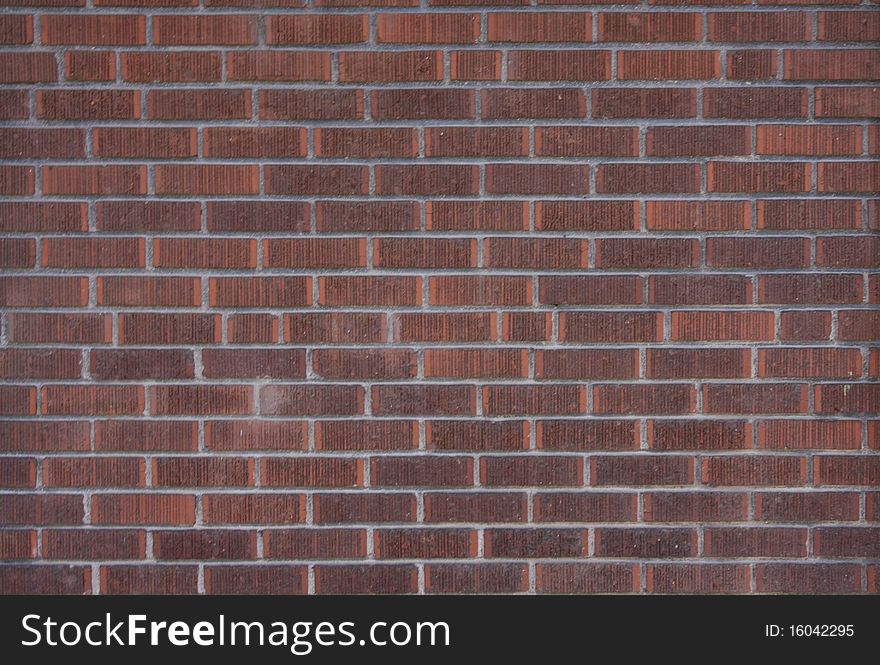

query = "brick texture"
[[0, 3, 876, 597]]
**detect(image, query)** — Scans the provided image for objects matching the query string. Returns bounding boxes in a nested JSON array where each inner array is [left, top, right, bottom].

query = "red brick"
[[156, 164, 258, 195], [618, 50, 719, 79], [537, 349, 637, 380], [427, 420, 528, 452], [728, 49, 777, 80], [42, 15, 145, 44], [425, 493, 526, 523], [320, 276, 419, 307], [42, 385, 143, 416], [119, 313, 220, 345], [703, 457, 807, 487], [314, 494, 415, 524], [91, 349, 194, 380], [431, 275, 530, 306], [260, 385, 363, 417], [154, 238, 255, 270], [756, 492, 860, 522], [0, 128, 85, 159], [154, 457, 251, 488], [150, 385, 252, 416], [647, 126, 750, 156], [154, 530, 256, 560], [121, 52, 220, 82], [648, 564, 751, 594], [707, 237, 809, 269], [1, 202, 87, 233], [101, 566, 197, 595], [0, 532, 35, 560], [227, 314, 278, 345], [819, 11, 880, 42], [756, 564, 860, 594], [153, 15, 257, 45], [205, 566, 306, 595], [205, 421, 306, 452], [98, 201, 200, 232], [489, 12, 591, 42], [372, 89, 474, 120], [709, 12, 811, 42], [426, 127, 528, 157], [839, 311, 880, 341], [204, 494, 304, 526], [263, 238, 366, 269], [0, 422, 89, 453], [318, 201, 418, 233], [6, 313, 109, 344], [94, 127, 196, 158], [205, 128, 306, 158], [96, 421, 197, 453], [592, 456, 693, 487], [377, 13, 479, 43], [44, 457, 142, 488], [148, 89, 251, 120], [502, 312, 551, 342], [209, 201, 308, 233], [265, 529, 364, 559], [598, 163, 700, 193], [375, 238, 474, 268], [816, 86, 880, 118], [262, 457, 361, 488], [704, 87, 807, 118], [819, 162, 880, 193], [785, 49, 880, 80], [482, 88, 585, 119], [372, 456, 472, 488], [508, 50, 610, 81], [313, 349, 416, 380], [229, 52, 331, 81], [426, 348, 527, 379], [649, 420, 750, 452], [372, 385, 475, 417], [537, 564, 636, 593], [315, 565, 417, 594], [0, 15, 32, 45], [317, 421, 417, 451], [427, 564, 527, 593], [759, 348, 862, 379], [397, 312, 496, 343], [593, 88, 695, 118], [266, 15, 367, 44], [92, 494, 195, 526], [211, 277, 310, 308], [540, 276, 642, 306], [450, 50, 501, 80], [600, 12, 700, 41], [815, 456, 880, 486], [260, 89, 363, 121], [428, 201, 528, 231], [0, 566, 90, 594], [650, 275, 752, 305], [286, 313, 387, 344]]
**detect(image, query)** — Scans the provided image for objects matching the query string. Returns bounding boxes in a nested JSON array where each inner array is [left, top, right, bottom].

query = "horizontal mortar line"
[[3, 120, 876, 128], [7, 267, 879, 274], [3, 342, 875, 349], [7, 378, 880, 384], [8, 80, 877, 88], [3, 121, 877, 128], [5, 43, 880, 52], [4, 5, 878, 13], [4, 194, 872, 201], [9, 157, 880, 165], [6, 557, 877, 565], [7, 270, 880, 276]]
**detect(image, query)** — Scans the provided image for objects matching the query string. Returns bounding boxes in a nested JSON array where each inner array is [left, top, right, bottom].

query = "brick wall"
[[0, 1, 878, 595]]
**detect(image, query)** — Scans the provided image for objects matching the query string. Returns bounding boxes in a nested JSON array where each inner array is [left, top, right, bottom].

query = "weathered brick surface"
[[0, 2, 876, 596]]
